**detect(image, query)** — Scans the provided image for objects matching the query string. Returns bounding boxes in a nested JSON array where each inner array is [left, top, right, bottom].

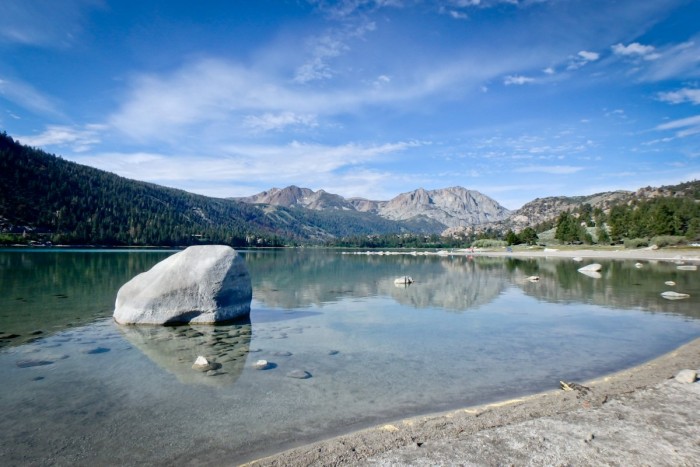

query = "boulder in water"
[[114, 245, 252, 325]]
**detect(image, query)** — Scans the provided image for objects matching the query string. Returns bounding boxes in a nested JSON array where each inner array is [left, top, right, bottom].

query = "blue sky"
[[1, 0, 699, 209]]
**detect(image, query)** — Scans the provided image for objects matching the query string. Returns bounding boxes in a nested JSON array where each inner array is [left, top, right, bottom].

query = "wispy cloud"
[[514, 165, 584, 174], [655, 114, 700, 138], [16, 124, 105, 152], [0, 0, 97, 47], [71, 140, 423, 193], [657, 88, 700, 105], [503, 75, 535, 85], [638, 39, 700, 81], [294, 12, 377, 84], [244, 112, 319, 132], [0, 76, 64, 117]]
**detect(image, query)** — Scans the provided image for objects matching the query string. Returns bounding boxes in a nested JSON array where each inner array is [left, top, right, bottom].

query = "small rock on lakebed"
[[286, 370, 312, 379]]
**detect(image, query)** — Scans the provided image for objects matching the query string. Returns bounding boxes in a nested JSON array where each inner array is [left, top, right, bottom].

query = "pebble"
[[665, 281, 676, 286], [253, 359, 273, 370], [286, 370, 312, 379], [674, 369, 697, 384], [328, 350, 340, 356], [192, 356, 216, 371], [273, 351, 293, 357]]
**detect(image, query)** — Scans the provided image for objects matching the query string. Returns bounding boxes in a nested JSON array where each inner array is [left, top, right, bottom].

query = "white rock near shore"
[[113, 245, 252, 324]]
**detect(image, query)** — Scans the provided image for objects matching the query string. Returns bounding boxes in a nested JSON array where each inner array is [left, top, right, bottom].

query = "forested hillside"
[[0, 133, 426, 246], [0, 133, 287, 245]]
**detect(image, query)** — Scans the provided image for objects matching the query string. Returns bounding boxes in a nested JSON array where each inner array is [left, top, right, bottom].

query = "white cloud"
[[577, 50, 599, 62], [543, 66, 555, 75], [611, 42, 659, 60], [567, 50, 599, 70], [657, 88, 700, 105], [244, 112, 319, 132], [514, 165, 584, 174], [449, 10, 470, 20], [16, 124, 104, 152], [71, 140, 423, 189], [655, 114, 700, 138], [503, 75, 535, 85]]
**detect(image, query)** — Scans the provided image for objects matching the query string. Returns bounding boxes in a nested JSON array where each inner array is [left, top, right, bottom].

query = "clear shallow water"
[[1, 249, 699, 465]]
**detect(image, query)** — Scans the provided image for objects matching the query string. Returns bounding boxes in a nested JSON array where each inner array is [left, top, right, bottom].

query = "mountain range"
[[1, 131, 697, 245], [235, 185, 511, 228]]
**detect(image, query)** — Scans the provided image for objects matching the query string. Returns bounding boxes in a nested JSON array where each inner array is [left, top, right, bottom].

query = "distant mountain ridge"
[[236, 186, 511, 228], [2, 131, 698, 245]]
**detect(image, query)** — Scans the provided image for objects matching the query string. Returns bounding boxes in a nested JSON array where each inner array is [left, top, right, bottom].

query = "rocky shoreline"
[[471, 245, 700, 263], [243, 248, 699, 466], [242, 337, 700, 466]]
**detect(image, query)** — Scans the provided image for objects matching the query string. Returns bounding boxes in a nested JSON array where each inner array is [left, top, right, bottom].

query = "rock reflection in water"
[[118, 323, 251, 386]]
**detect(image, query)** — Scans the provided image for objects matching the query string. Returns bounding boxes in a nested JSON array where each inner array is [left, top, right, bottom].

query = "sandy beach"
[[245, 247, 700, 466]]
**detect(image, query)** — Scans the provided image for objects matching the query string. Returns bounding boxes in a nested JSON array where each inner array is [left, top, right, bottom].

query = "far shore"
[[468, 245, 700, 262]]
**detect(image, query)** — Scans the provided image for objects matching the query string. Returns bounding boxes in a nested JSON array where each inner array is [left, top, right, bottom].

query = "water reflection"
[[244, 250, 699, 319], [517, 258, 700, 318], [118, 322, 251, 386], [0, 249, 174, 347], [245, 250, 511, 310]]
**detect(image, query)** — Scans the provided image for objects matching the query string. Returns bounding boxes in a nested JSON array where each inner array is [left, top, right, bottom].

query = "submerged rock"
[[286, 369, 312, 379], [394, 276, 414, 285], [661, 291, 690, 300], [578, 263, 602, 272], [192, 355, 216, 372], [578, 263, 602, 278], [253, 359, 273, 370], [16, 359, 54, 368], [113, 245, 252, 325]]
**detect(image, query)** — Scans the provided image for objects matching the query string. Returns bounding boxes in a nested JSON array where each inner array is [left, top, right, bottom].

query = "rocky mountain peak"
[[237, 185, 510, 228]]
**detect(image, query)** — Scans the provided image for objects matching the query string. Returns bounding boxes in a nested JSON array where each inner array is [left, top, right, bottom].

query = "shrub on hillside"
[[650, 235, 687, 247], [624, 238, 649, 249], [472, 239, 508, 248]]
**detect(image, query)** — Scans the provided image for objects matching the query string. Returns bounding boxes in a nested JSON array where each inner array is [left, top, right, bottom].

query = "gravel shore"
[[243, 248, 700, 466], [246, 337, 700, 466]]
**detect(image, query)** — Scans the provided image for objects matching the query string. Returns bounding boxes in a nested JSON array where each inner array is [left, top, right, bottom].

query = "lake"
[[1, 248, 699, 465]]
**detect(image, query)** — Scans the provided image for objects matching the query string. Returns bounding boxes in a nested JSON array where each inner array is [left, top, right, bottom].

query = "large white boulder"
[[114, 245, 252, 324]]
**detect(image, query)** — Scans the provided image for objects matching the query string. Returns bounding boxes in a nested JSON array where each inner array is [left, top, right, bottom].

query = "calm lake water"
[[1, 248, 699, 465]]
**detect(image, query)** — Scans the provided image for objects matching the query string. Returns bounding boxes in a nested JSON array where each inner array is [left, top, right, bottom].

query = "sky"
[[1, 0, 699, 210]]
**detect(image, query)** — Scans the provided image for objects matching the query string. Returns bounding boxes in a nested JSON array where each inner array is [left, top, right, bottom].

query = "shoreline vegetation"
[[237, 246, 699, 466]]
